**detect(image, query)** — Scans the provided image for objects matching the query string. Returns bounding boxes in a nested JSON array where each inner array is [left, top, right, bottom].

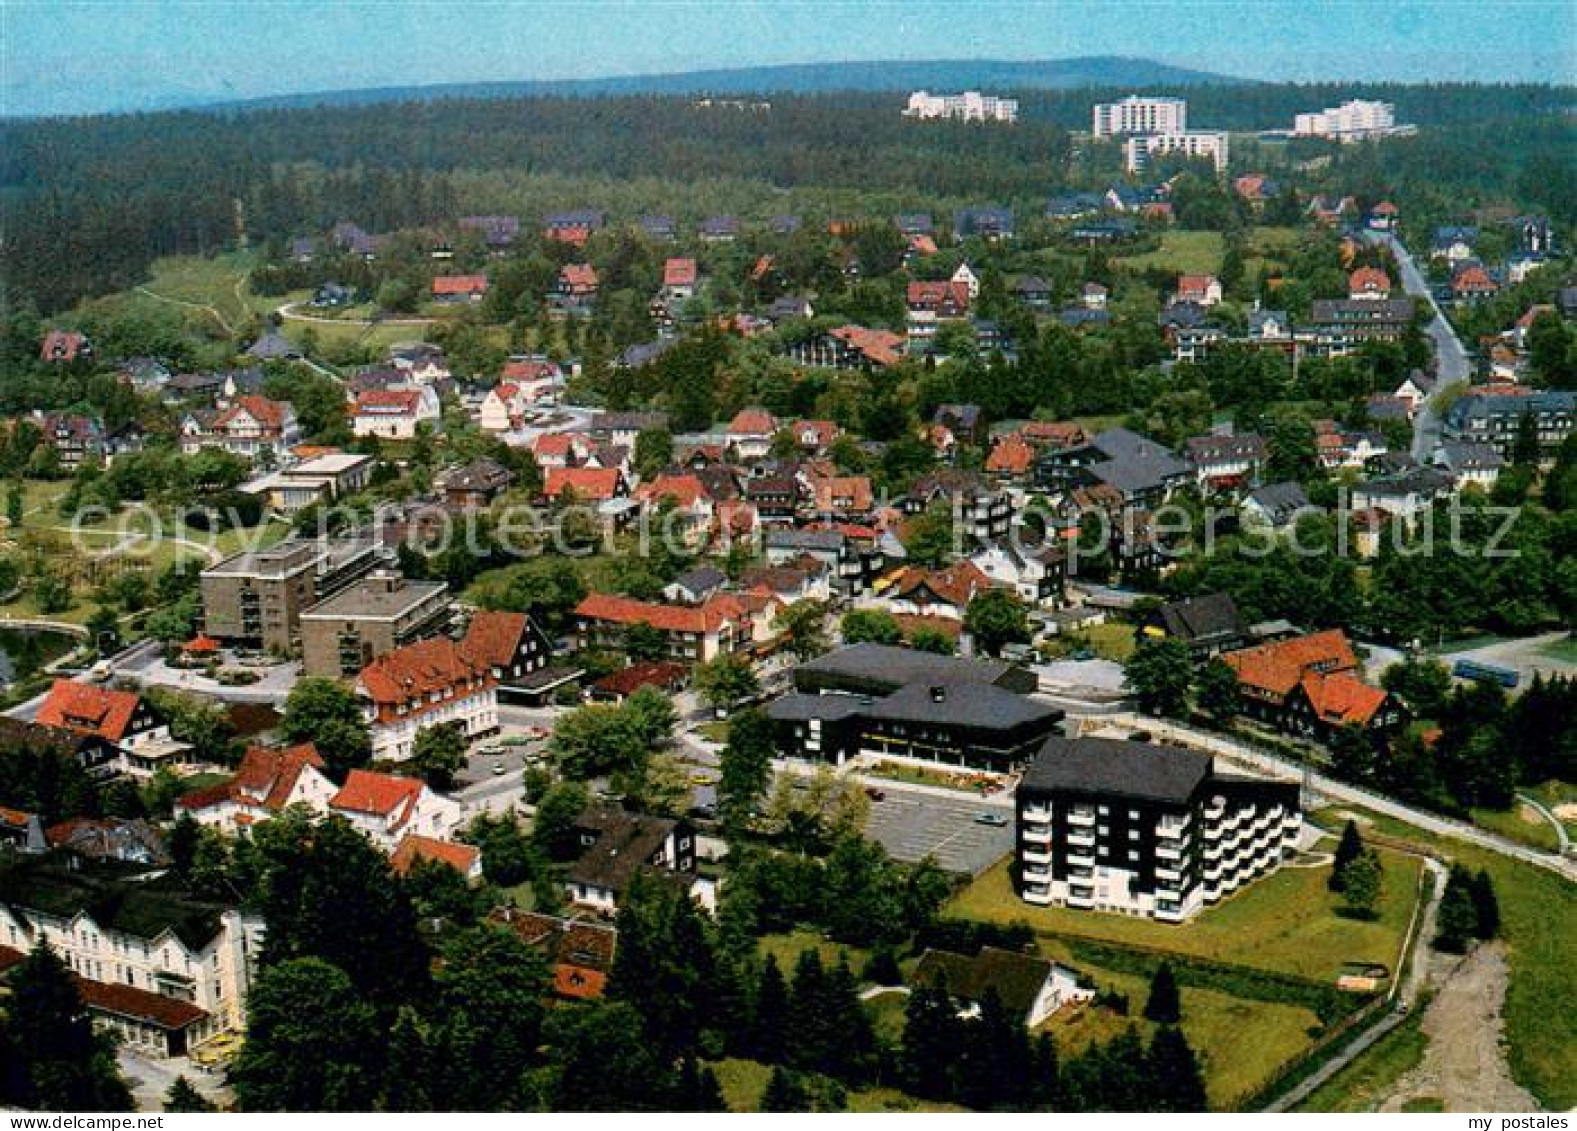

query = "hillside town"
[[1, 58, 1575, 1119]]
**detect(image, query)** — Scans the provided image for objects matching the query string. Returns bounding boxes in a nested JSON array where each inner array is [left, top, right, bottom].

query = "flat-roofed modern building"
[[299, 570, 453, 678], [1092, 95, 1188, 137], [245, 452, 375, 514], [1016, 737, 1300, 922], [199, 537, 384, 655], [768, 643, 1061, 773]]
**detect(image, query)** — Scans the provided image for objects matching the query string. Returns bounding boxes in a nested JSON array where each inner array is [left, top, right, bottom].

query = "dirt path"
[[136, 285, 237, 335], [1381, 942, 1539, 1112]]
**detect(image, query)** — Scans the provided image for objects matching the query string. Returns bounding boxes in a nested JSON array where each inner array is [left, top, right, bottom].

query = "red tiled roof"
[[501, 359, 559, 382], [355, 389, 423, 414], [1021, 421, 1088, 448], [1452, 265, 1498, 292], [560, 263, 599, 290], [1349, 266, 1392, 293], [792, 419, 839, 449], [390, 833, 479, 877], [459, 610, 530, 669], [544, 466, 623, 501], [36, 680, 140, 742], [829, 325, 904, 367], [533, 431, 589, 457], [592, 662, 689, 697], [576, 592, 747, 635], [985, 434, 1034, 474], [1177, 274, 1219, 295], [663, 258, 698, 287], [0, 805, 32, 830], [809, 475, 874, 514], [726, 408, 778, 437], [907, 234, 939, 256], [432, 274, 489, 296], [1222, 629, 1360, 699], [749, 254, 774, 281], [906, 280, 971, 310], [1301, 672, 1389, 727], [214, 395, 288, 433], [331, 769, 424, 819], [179, 742, 326, 814], [41, 329, 87, 362], [358, 636, 491, 707], [76, 975, 207, 1031], [636, 473, 710, 508], [887, 560, 993, 609]]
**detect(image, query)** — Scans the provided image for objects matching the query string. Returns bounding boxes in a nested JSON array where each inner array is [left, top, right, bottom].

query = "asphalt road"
[[1366, 232, 1472, 460]]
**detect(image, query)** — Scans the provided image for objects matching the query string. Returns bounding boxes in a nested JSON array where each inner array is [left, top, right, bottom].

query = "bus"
[[1451, 659, 1519, 689]]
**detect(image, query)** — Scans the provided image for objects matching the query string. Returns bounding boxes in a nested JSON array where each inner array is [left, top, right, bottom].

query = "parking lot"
[[861, 783, 1015, 875]]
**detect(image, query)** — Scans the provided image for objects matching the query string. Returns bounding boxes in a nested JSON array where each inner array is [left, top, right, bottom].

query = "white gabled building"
[[355, 636, 498, 762], [175, 743, 337, 834], [327, 769, 464, 852]]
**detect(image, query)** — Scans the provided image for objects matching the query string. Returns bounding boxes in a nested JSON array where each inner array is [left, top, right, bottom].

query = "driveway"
[[859, 779, 1014, 874]]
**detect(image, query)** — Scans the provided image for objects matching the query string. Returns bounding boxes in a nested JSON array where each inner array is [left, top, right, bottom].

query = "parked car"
[[973, 811, 1009, 827], [864, 786, 886, 802]]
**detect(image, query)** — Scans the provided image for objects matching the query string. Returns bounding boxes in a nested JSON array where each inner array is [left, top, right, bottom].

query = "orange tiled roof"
[[544, 466, 622, 501], [888, 560, 993, 609], [359, 637, 491, 706], [330, 769, 424, 820], [662, 258, 697, 287], [1222, 629, 1360, 699], [985, 434, 1035, 474], [214, 395, 288, 432], [576, 592, 747, 635], [390, 833, 480, 876], [432, 274, 489, 296], [1350, 266, 1392, 293], [459, 610, 529, 669], [829, 325, 904, 367], [726, 408, 778, 437], [1301, 671, 1389, 727], [560, 263, 599, 290], [636, 473, 710, 508], [36, 680, 140, 742], [809, 475, 874, 514]]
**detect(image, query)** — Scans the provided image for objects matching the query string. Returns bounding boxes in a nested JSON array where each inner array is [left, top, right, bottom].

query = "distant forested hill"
[[211, 56, 1240, 110], [0, 81, 1571, 313]]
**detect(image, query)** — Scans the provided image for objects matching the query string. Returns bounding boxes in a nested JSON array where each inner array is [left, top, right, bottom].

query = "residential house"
[[1431, 226, 1478, 265], [544, 466, 627, 504], [552, 264, 599, 317], [356, 637, 499, 762], [564, 806, 709, 914], [913, 947, 1092, 1027], [698, 215, 739, 243], [589, 411, 668, 449], [1242, 481, 1313, 530], [1186, 432, 1266, 493], [906, 280, 972, 344], [40, 330, 91, 364], [808, 474, 875, 518], [788, 325, 906, 370], [1442, 388, 1575, 460], [492, 909, 617, 1000], [1349, 266, 1392, 300], [175, 743, 338, 834], [638, 215, 677, 241], [1351, 467, 1456, 520], [35, 680, 188, 779], [954, 206, 1014, 241], [180, 396, 300, 463], [879, 560, 995, 621], [574, 593, 753, 663], [970, 538, 1067, 607], [1175, 274, 1222, 306], [905, 468, 1012, 544], [1432, 442, 1504, 491], [351, 386, 441, 440], [1013, 276, 1054, 310], [1139, 593, 1250, 658], [389, 834, 482, 882], [662, 257, 698, 301], [724, 408, 779, 461], [1451, 264, 1499, 303], [431, 275, 489, 304], [327, 769, 463, 851], [1222, 630, 1400, 740]]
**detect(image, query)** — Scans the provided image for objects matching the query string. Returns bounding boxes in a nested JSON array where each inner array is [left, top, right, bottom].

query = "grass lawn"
[[1524, 779, 1577, 839], [1309, 805, 1577, 1109], [710, 1057, 965, 1113], [1294, 1005, 1429, 1112], [861, 759, 1002, 793], [1034, 950, 1323, 1109], [695, 720, 730, 744], [947, 850, 1419, 984], [1118, 230, 1224, 275], [756, 929, 869, 976], [139, 253, 257, 329], [1469, 802, 1561, 853], [1083, 620, 1137, 662]]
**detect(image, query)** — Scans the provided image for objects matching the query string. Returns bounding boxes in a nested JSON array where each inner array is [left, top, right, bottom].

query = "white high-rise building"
[[1124, 130, 1230, 173], [1092, 95, 1188, 138], [1293, 99, 1406, 141], [904, 90, 1018, 124]]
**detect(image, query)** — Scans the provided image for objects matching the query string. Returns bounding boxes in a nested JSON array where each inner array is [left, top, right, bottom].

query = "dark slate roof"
[[0, 856, 232, 951], [767, 692, 868, 723], [866, 680, 1061, 731], [795, 642, 1019, 691], [1157, 592, 1246, 643], [1020, 737, 1212, 804], [672, 566, 726, 592], [566, 806, 677, 893], [913, 946, 1056, 1018], [1246, 481, 1311, 522]]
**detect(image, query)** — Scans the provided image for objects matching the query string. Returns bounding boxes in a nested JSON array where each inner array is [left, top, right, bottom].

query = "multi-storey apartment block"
[[1092, 95, 1188, 137], [1016, 737, 1300, 922], [299, 571, 453, 678], [199, 537, 384, 655], [905, 90, 1018, 123]]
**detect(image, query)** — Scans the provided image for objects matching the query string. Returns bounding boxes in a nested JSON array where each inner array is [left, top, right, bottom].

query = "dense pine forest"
[[1, 82, 1573, 313]]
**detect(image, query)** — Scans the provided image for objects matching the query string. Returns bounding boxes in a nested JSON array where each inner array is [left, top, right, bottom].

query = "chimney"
[[929, 685, 946, 704], [366, 569, 403, 594]]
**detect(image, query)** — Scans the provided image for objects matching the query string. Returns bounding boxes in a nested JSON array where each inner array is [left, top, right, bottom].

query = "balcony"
[[1022, 823, 1052, 841], [1067, 810, 1096, 828], [1022, 847, 1052, 866], [1156, 842, 1184, 862], [1022, 804, 1052, 822], [1065, 850, 1095, 868]]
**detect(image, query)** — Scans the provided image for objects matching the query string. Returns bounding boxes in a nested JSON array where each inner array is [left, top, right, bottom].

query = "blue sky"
[[2, 0, 1572, 117]]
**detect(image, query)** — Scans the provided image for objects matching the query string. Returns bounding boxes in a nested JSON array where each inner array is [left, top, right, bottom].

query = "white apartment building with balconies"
[[1016, 737, 1300, 922], [905, 90, 1019, 123], [1092, 95, 1188, 137]]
